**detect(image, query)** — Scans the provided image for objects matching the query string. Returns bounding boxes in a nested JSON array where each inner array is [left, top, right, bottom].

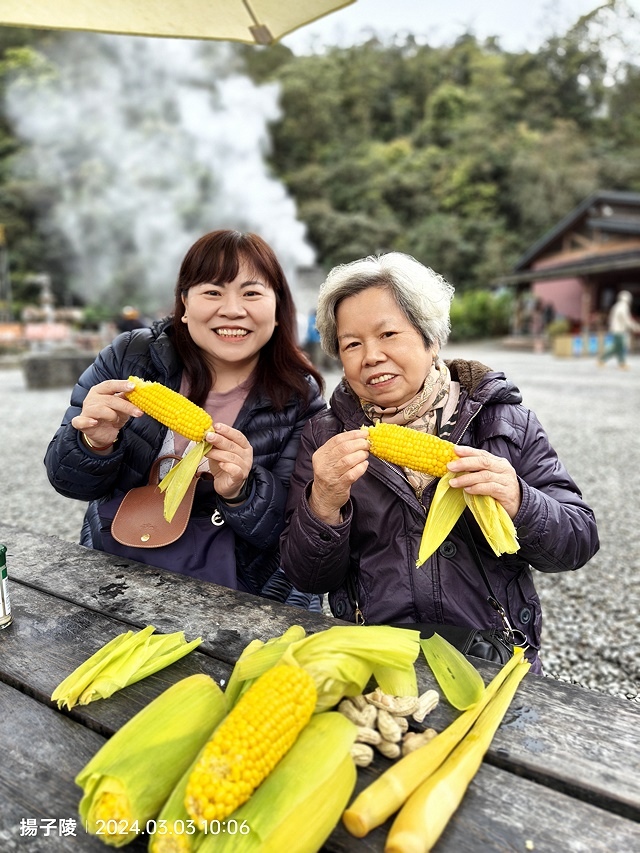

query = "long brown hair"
[[171, 230, 324, 410]]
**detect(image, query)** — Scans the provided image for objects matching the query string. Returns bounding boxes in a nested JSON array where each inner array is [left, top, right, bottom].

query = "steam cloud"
[[6, 33, 315, 313]]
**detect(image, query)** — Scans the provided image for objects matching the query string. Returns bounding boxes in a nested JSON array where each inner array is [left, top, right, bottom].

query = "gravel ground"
[[1, 341, 638, 704]]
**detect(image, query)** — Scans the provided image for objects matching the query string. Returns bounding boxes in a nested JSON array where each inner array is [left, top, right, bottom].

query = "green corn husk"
[[197, 712, 357, 853], [221, 638, 265, 710], [282, 625, 422, 712], [78, 674, 227, 848], [386, 653, 531, 853], [148, 748, 209, 853], [416, 472, 519, 566], [224, 625, 307, 707], [52, 626, 202, 710], [420, 633, 485, 710], [342, 648, 527, 839], [224, 625, 421, 715], [158, 442, 212, 523]]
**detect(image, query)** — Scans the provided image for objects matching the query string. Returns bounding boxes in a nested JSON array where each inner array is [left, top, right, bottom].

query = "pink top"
[[172, 372, 254, 458]]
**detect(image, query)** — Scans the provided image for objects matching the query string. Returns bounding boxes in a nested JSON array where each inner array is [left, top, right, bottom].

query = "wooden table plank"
[[0, 681, 146, 852], [4, 527, 640, 821], [0, 583, 231, 735], [4, 526, 332, 662]]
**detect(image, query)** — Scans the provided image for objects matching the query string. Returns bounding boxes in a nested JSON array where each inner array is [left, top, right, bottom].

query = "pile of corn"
[[364, 422, 520, 563], [75, 624, 420, 851], [74, 624, 529, 853]]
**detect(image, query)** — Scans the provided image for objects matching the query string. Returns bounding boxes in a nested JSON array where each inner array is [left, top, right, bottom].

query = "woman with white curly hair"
[[280, 252, 599, 673]]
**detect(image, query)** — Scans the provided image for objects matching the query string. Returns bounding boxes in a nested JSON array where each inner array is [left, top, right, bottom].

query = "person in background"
[[116, 305, 146, 333], [45, 230, 326, 608], [598, 290, 640, 370], [280, 252, 599, 671], [305, 309, 332, 369]]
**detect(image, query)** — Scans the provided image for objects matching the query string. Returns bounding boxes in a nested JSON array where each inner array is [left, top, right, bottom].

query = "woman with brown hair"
[[45, 230, 326, 606]]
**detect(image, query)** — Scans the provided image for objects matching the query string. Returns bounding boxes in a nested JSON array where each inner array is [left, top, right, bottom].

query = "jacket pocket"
[[506, 566, 542, 650]]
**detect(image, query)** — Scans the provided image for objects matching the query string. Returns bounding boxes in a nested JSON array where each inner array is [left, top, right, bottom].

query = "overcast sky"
[[281, 0, 612, 54]]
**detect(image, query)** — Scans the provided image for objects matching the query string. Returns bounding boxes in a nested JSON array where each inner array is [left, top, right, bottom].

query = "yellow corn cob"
[[364, 423, 458, 477], [184, 663, 317, 828], [125, 375, 212, 442], [197, 712, 357, 853], [363, 424, 519, 563]]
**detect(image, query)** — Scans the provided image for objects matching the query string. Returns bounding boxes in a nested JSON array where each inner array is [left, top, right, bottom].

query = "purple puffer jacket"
[[280, 359, 600, 672]]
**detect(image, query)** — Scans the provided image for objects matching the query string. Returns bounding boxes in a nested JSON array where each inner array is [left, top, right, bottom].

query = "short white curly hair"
[[316, 252, 455, 359]]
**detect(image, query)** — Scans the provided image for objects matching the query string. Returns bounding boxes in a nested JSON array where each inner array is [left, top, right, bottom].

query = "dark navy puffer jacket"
[[280, 359, 600, 670], [44, 318, 326, 604]]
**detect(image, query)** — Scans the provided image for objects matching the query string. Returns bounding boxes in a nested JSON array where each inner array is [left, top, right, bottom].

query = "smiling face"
[[182, 259, 277, 375], [336, 285, 435, 407]]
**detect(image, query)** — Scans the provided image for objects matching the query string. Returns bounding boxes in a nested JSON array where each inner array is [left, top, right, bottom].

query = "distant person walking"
[[598, 291, 640, 369]]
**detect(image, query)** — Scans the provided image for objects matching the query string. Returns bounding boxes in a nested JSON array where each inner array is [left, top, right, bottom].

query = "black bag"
[[393, 622, 515, 665]]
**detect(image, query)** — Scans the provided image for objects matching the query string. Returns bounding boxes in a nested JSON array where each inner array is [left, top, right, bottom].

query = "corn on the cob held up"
[[125, 376, 212, 442], [364, 423, 457, 478]]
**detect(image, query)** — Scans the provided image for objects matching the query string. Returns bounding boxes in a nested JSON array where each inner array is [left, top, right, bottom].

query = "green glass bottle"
[[0, 544, 13, 629]]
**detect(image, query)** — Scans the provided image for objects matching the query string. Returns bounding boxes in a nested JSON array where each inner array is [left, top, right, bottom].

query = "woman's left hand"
[[447, 445, 521, 519], [204, 423, 253, 501]]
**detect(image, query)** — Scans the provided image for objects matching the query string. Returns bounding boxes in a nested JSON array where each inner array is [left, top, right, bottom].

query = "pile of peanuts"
[[338, 687, 440, 767]]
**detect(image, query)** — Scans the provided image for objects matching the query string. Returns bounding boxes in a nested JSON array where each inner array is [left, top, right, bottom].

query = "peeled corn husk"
[[464, 491, 520, 556], [52, 625, 202, 710], [283, 625, 421, 712], [226, 625, 421, 714], [158, 441, 212, 522], [417, 472, 519, 566], [420, 633, 485, 710], [385, 653, 530, 853]]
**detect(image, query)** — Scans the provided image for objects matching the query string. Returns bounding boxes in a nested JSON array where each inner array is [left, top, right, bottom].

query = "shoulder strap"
[[457, 514, 526, 646]]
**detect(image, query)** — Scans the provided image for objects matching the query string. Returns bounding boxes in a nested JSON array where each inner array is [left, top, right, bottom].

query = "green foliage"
[[449, 289, 514, 341], [256, 22, 633, 290], [0, 11, 638, 315]]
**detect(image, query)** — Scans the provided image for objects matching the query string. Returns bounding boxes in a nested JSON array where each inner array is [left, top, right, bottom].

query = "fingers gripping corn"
[[184, 663, 317, 828], [365, 423, 458, 478], [125, 376, 212, 442]]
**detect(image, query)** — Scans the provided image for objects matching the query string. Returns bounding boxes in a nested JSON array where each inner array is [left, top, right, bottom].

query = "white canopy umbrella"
[[0, 0, 357, 45]]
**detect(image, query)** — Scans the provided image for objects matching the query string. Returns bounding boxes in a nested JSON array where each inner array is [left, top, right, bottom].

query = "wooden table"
[[1, 525, 639, 852]]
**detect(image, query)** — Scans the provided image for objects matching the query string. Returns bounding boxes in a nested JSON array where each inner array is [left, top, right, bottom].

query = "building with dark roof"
[[498, 190, 640, 337]]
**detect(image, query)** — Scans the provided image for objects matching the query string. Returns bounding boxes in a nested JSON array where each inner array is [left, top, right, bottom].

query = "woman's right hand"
[[308, 429, 369, 524], [71, 379, 143, 449]]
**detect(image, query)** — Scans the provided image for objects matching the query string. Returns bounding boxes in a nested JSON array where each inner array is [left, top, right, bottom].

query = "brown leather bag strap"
[[148, 454, 191, 486]]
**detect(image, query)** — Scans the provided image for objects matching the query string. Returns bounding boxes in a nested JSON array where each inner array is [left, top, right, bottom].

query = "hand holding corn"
[[365, 423, 519, 560], [446, 443, 521, 519], [203, 422, 254, 503], [309, 429, 370, 524], [71, 379, 144, 450]]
